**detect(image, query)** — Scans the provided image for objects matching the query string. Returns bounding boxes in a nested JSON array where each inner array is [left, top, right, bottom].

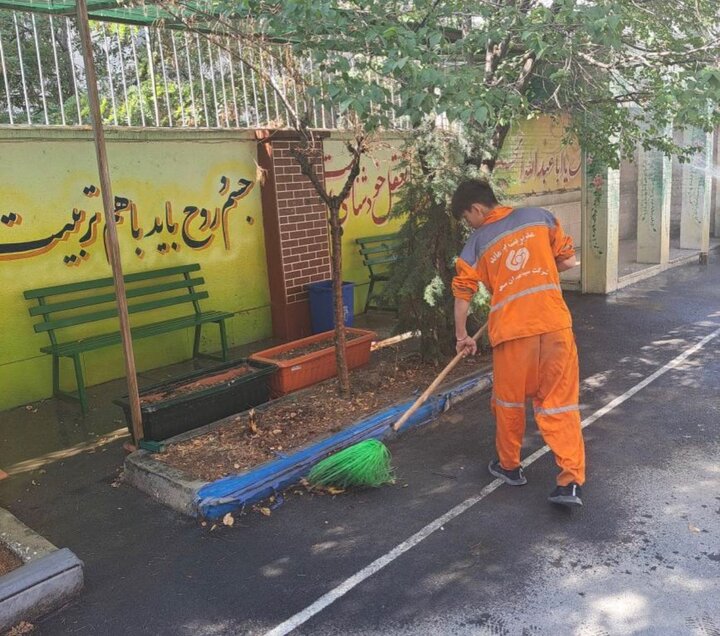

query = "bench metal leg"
[[193, 325, 202, 358], [218, 320, 229, 361], [71, 354, 89, 414], [52, 355, 60, 397], [365, 278, 376, 313]]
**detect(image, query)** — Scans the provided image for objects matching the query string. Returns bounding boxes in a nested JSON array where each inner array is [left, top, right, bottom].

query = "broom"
[[307, 320, 489, 489]]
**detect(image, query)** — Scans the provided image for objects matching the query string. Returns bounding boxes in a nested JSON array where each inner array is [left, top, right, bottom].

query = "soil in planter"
[[0, 543, 22, 576], [271, 331, 363, 362], [156, 343, 491, 482], [141, 365, 254, 405]]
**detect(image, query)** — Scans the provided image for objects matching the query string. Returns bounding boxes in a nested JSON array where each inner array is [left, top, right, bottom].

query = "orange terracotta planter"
[[249, 328, 376, 396]]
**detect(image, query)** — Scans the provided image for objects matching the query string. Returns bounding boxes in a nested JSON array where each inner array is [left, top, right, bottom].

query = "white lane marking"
[[264, 325, 720, 636]]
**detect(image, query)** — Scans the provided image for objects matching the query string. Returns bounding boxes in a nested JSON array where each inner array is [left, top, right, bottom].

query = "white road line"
[[264, 325, 720, 636]]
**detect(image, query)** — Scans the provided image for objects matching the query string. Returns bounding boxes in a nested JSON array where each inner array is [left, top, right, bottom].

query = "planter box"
[[0, 508, 83, 632], [249, 328, 376, 397], [114, 359, 277, 442]]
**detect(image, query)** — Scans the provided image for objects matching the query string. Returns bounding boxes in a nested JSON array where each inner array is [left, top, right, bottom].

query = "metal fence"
[[0, 10, 374, 129]]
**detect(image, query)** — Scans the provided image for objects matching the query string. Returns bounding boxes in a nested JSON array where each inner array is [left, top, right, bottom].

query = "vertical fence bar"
[[66, 17, 82, 124], [195, 33, 209, 126], [101, 23, 118, 125], [183, 32, 198, 126], [48, 16, 66, 125], [13, 13, 32, 124], [144, 26, 160, 125], [390, 83, 396, 127], [291, 63, 299, 126], [226, 41, 239, 127], [317, 59, 327, 129], [130, 26, 145, 126], [245, 43, 260, 127], [170, 32, 186, 126], [114, 25, 131, 126], [307, 56, 318, 128], [271, 55, 288, 126], [157, 31, 173, 126], [216, 45, 229, 126], [0, 26, 14, 124], [258, 49, 270, 123], [206, 39, 220, 126], [269, 54, 281, 123], [31, 15, 49, 124], [237, 41, 250, 127]]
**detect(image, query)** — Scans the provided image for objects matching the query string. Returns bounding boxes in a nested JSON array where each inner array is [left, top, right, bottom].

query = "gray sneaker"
[[548, 482, 583, 507], [488, 459, 528, 486]]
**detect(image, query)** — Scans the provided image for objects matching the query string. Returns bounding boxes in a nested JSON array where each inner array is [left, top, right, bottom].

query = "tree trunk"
[[328, 203, 350, 395]]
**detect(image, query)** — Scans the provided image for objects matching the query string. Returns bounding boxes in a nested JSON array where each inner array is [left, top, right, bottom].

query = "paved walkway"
[[1, 256, 718, 635]]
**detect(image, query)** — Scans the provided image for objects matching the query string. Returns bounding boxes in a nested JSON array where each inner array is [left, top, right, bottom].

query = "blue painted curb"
[[196, 370, 492, 519]]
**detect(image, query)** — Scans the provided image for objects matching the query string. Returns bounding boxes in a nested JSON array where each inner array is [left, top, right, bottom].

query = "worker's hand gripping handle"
[[391, 320, 488, 432]]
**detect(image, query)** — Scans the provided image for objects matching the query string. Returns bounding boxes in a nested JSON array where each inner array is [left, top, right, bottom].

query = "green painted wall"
[[0, 128, 271, 410]]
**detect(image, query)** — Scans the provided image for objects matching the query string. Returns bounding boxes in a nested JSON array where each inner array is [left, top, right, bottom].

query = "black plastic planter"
[[114, 359, 277, 442]]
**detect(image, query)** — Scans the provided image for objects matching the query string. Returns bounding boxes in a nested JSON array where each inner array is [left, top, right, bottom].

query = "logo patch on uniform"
[[505, 247, 530, 271]]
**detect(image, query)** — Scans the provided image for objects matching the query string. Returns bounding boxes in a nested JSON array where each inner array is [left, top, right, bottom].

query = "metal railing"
[[0, 10, 384, 129]]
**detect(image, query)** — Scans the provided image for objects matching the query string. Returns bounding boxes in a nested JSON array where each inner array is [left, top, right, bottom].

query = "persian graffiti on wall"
[[323, 141, 408, 229], [495, 116, 582, 195], [0, 176, 255, 265]]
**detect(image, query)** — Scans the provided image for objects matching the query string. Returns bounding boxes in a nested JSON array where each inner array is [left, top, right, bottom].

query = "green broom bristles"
[[307, 439, 394, 489]]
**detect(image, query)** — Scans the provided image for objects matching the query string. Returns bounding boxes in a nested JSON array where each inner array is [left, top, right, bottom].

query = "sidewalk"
[[1, 256, 719, 635]]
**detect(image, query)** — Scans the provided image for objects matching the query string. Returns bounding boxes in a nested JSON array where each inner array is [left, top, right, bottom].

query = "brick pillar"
[[256, 130, 332, 341]]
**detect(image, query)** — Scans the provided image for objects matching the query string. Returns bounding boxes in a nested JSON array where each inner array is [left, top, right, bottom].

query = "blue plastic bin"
[[307, 280, 355, 334]]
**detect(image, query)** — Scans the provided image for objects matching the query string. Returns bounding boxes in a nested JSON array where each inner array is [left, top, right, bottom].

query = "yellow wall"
[[0, 128, 271, 410], [496, 115, 581, 196], [323, 119, 580, 310], [323, 135, 407, 311]]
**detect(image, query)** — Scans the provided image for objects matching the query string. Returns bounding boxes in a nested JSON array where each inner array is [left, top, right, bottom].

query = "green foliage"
[[383, 124, 491, 363]]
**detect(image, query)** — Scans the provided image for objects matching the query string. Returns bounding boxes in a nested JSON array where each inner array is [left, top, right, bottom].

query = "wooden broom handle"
[[392, 320, 489, 432]]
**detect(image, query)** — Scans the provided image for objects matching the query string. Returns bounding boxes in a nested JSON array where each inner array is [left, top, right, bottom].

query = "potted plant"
[[249, 328, 375, 397], [114, 359, 276, 442]]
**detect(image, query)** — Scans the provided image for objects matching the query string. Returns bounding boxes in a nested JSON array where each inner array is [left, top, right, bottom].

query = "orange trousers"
[[491, 328, 585, 486]]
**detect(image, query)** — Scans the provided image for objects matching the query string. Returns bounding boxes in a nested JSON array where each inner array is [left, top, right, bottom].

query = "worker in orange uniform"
[[451, 179, 585, 507]]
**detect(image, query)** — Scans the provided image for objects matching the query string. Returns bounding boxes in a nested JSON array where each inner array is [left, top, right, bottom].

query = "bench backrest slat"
[[28, 277, 205, 317], [23, 264, 201, 300], [358, 243, 400, 257], [356, 233, 401, 274], [33, 291, 210, 333], [363, 255, 398, 267], [355, 233, 400, 245]]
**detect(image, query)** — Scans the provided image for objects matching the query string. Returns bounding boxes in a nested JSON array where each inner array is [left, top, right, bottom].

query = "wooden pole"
[[75, 0, 143, 444]]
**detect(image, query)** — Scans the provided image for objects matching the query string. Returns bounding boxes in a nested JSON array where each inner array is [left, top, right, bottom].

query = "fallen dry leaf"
[[688, 524, 701, 533], [223, 513, 235, 527], [259, 507, 271, 517]]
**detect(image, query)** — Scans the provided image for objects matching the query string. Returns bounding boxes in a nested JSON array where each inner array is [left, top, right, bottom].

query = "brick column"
[[256, 130, 332, 341]]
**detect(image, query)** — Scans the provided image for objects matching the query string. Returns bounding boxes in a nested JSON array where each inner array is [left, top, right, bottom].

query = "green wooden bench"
[[23, 263, 233, 414], [355, 232, 402, 312]]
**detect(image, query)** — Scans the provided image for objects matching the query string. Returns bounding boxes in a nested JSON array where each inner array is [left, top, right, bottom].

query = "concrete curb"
[[124, 369, 493, 520], [0, 509, 83, 632]]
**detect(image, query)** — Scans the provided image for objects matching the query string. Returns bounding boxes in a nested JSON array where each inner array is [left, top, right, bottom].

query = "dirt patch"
[[0, 543, 22, 576], [271, 331, 363, 361], [141, 365, 254, 405], [156, 343, 491, 482]]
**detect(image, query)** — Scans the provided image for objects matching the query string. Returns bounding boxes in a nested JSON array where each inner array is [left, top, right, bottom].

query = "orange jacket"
[[452, 205, 575, 346]]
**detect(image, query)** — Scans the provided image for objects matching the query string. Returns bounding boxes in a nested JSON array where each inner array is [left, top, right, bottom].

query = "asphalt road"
[[2, 255, 719, 636]]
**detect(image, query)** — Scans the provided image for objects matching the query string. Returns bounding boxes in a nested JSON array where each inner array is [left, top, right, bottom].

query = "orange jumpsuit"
[[452, 205, 585, 486]]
